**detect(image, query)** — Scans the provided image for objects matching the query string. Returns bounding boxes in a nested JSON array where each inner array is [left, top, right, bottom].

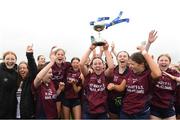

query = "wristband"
[[142, 50, 147, 55]]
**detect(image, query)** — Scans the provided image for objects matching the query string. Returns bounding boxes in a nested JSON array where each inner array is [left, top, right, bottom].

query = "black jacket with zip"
[[0, 63, 18, 118]]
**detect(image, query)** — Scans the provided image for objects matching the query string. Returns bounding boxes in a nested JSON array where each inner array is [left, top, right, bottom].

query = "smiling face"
[[129, 59, 145, 74], [55, 49, 65, 65], [91, 57, 104, 74], [117, 51, 129, 67], [37, 55, 46, 66], [71, 58, 80, 70], [18, 62, 29, 80], [129, 52, 146, 74], [157, 54, 171, 71], [3, 52, 17, 69]]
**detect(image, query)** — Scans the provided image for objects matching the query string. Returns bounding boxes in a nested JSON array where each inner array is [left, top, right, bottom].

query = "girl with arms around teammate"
[[32, 47, 65, 119]]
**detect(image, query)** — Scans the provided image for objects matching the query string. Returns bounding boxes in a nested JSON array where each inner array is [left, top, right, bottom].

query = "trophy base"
[[93, 41, 106, 46]]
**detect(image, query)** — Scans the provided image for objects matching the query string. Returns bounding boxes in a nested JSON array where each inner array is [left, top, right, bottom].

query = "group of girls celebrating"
[[0, 30, 179, 119]]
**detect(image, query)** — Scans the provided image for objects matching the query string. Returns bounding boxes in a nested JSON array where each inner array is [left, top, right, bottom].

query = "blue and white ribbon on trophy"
[[105, 11, 129, 29], [90, 11, 129, 29], [90, 17, 110, 26]]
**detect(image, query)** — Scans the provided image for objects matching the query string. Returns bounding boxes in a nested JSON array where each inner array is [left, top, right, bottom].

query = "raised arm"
[[26, 44, 38, 80], [98, 46, 104, 57], [137, 46, 161, 79], [33, 47, 56, 88], [80, 44, 96, 77], [104, 42, 114, 77], [111, 41, 117, 57], [92, 46, 103, 58], [145, 30, 158, 52]]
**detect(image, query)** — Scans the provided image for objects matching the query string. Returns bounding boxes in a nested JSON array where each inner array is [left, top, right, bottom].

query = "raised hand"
[[148, 30, 158, 44], [49, 46, 57, 63], [111, 41, 115, 52], [90, 43, 96, 51], [100, 46, 104, 52], [26, 44, 33, 53], [103, 41, 109, 51], [137, 45, 146, 53]]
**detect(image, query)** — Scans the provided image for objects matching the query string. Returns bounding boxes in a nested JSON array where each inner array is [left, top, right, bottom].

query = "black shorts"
[[175, 105, 180, 115], [120, 106, 150, 119], [56, 92, 65, 102], [62, 98, 81, 108], [108, 97, 122, 115], [151, 105, 176, 118]]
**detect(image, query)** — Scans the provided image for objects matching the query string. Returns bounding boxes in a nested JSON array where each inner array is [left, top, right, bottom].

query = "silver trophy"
[[90, 11, 129, 46], [92, 21, 106, 46]]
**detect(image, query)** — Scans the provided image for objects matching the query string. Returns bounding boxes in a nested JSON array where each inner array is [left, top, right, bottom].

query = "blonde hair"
[[55, 48, 65, 55]]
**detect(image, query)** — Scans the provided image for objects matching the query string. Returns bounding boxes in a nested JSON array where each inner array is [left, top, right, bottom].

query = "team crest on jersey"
[[97, 78, 101, 83], [113, 75, 118, 82], [132, 78, 138, 84]]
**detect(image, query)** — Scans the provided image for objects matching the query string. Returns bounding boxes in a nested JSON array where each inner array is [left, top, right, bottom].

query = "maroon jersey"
[[175, 84, 180, 108], [64, 67, 82, 99], [84, 72, 108, 114], [151, 68, 178, 108], [108, 66, 130, 103], [122, 69, 152, 114], [32, 81, 57, 119], [52, 62, 71, 89]]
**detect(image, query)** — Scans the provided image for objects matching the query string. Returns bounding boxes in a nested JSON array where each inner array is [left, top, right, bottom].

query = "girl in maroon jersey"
[[62, 57, 82, 119], [107, 42, 129, 119], [107, 51, 129, 119], [175, 81, 180, 119], [32, 47, 65, 119], [120, 45, 161, 119], [150, 54, 180, 120], [160, 71, 180, 119], [175, 85, 180, 119], [80, 41, 114, 119], [51, 47, 71, 118], [162, 71, 180, 119]]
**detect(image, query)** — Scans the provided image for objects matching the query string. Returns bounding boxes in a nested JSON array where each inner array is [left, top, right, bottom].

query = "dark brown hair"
[[130, 52, 149, 69], [90, 56, 104, 66], [71, 57, 80, 63], [37, 55, 44, 61]]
